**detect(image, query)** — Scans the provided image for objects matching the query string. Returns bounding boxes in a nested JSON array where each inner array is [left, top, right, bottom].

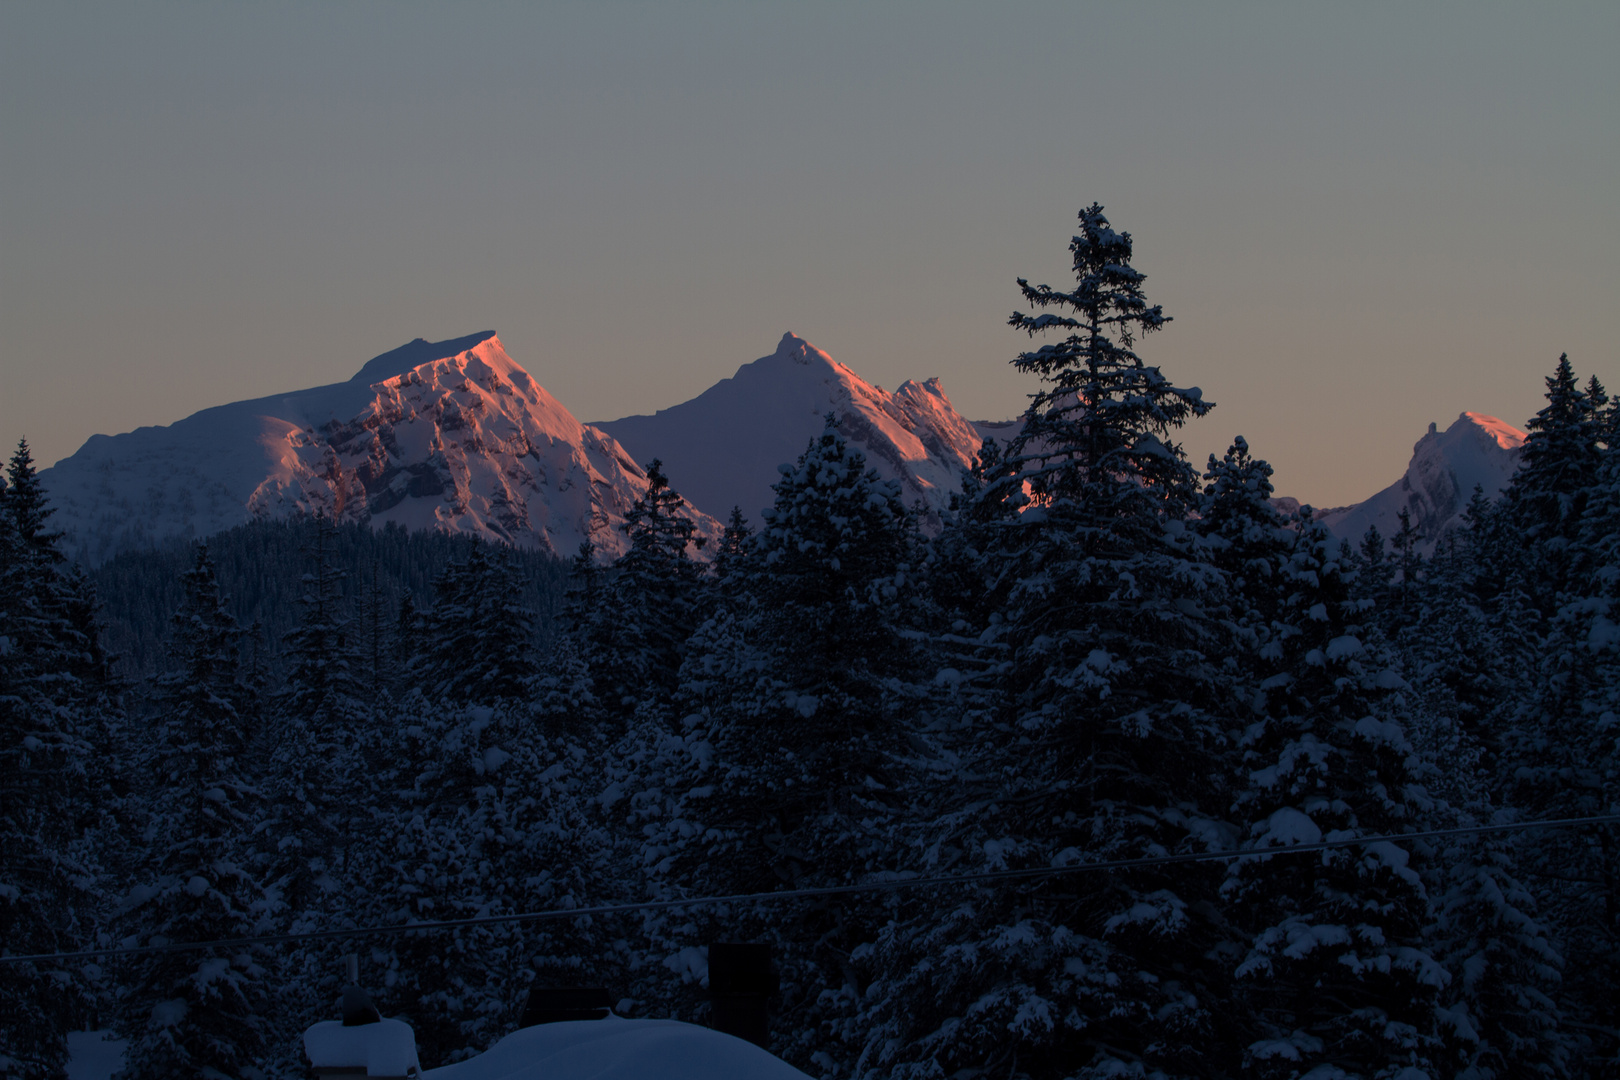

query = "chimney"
[[709, 942, 777, 1049]]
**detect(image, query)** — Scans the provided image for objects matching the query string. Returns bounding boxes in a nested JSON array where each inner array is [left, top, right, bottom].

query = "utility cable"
[[6, 812, 1618, 966]]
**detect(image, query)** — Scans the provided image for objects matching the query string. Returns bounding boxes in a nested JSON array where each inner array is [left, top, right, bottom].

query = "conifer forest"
[[6, 206, 1620, 1079]]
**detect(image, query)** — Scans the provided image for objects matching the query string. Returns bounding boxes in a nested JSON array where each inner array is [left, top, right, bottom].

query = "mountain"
[[41, 333, 715, 565], [1314, 411, 1525, 552], [594, 333, 987, 527]]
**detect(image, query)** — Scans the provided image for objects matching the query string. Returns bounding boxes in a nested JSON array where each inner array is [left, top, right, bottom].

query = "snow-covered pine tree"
[[560, 541, 601, 639], [276, 513, 366, 732], [543, 541, 610, 734], [531, 636, 600, 736], [632, 417, 924, 1069], [1426, 829, 1569, 1079], [1470, 356, 1620, 1070], [1357, 524, 1394, 609], [593, 460, 707, 717], [1222, 509, 1448, 1078], [731, 416, 920, 875], [1199, 436, 1295, 632], [356, 557, 395, 709], [712, 506, 754, 588], [858, 206, 1233, 1079], [258, 513, 369, 1050], [117, 546, 270, 1079], [413, 540, 538, 703], [1397, 503, 1567, 1080], [1501, 355, 1606, 611], [1386, 508, 1425, 639], [352, 698, 618, 1067], [395, 591, 424, 675], [0, 439, 100, 1079]]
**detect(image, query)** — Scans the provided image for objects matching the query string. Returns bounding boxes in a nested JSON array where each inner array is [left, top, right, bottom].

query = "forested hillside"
[[89, 520, 569, 680], [3, 206, 1618, 1080]]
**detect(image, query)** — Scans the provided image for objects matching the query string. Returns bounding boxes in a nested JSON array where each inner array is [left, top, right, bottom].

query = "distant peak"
[[350, 331, 499, 385], [765, 332, 850, 378], [774, 332, 812, 364]]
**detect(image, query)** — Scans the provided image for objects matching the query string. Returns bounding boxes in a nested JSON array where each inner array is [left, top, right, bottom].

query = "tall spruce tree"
[[118, 546, 269, 1078], [1482, 356, 1620, 1070], [859, 205, 1233, 1079], [0, 440, 100, 1079], [631, 418, 924, 1069], [594, 460, 707, 715], [259, 514, 367, 1045], [684, 418, 920, 880], [1199, 436, 1295, 632], [1221, 510, 1448, 1077]]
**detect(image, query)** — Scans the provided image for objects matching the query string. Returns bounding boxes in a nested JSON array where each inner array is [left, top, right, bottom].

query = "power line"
[[6, 812, 1618, 966]]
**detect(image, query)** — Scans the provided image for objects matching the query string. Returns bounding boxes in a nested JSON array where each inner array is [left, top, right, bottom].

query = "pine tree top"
[[989, 205, 1213, 526]]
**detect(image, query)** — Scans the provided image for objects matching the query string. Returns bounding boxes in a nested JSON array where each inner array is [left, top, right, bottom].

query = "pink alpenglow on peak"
[[40, 333, 718, 565], [1460, 411, 1527, 452], [1316, 411, 1527, 553], [595, 332, 990, 530]]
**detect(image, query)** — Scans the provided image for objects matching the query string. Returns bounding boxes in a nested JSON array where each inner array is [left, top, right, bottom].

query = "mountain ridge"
[[39, 330, 1529, 567], [41, 334, 715, 565]]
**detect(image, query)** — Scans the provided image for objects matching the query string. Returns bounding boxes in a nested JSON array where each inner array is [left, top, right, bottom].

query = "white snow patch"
[[1324, 635, 1362, 661], [1353, 716, 1410, 751], [1258, 808, 1322, 847], [662, 946, 709, 984]]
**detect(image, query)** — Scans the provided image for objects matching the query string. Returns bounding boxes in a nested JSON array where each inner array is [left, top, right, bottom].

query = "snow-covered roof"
[[305, 1019, 422, 1078], [419, 1016, 811, 1080]]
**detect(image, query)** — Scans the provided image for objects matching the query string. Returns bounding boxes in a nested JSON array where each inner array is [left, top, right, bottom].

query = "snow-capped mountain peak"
[[349, 330, 500, 385], [595, 333, 987, 527], [42, 334, 714, 564], [1316, 411, 1526, 552], [1462, 410, 1527, 453]]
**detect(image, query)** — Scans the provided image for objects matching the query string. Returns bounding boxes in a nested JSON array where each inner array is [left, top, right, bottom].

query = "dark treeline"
[[90, 519, 570, 680], [3, 204, 1619, 1080]]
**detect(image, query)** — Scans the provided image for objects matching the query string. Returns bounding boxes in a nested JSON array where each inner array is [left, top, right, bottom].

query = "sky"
[[2, 2, 1615, 508]]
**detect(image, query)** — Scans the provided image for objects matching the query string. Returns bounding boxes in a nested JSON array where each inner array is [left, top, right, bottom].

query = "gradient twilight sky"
[[2, 2, 1615, 508]]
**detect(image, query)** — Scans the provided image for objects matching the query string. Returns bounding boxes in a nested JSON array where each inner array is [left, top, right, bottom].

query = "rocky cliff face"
[[42, 333, 715, 565], [1315, 411, 1525, 552], [595, 332, 988, 529]]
